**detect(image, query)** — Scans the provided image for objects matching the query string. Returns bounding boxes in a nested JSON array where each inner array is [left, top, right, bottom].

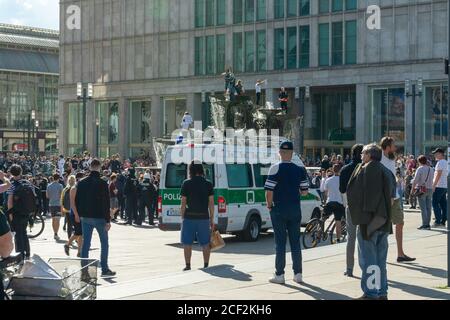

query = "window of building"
[[371, 88, 406, 143], [96, 101, 119, 157], [195, 0, 205, 27], [195, 37, 205, 75], [163, 98, 187, 137], [345, 20, 357, 64], [287, 0, 297, 17], [245, 0, 255, 22], [129, 100, 152, 146], [205, 35, 215, 75], [256, 30, 267, 71], [287, 27, 297, 69], [67, 102, 83, 150], [274, 28, 285, 70], [299, 25, 310, 68], [256, 0, 266, 20], [245, 31, 255, 72], [217, 0, 226, 25], [319, 23, 329, 66], [300, 0, 310, 16], [345, 0, 357, 11], [332, 22, 343, 65], [274, 0, 285, 19], [319, 0, 329, 13], [423, 84, 449, 145], [332, 0, 343, 12], [233, 0, 243, 23], [205, 0, 215, 26], [233, 32, 244, 72], [216, 34, 226, 74], [304, 89, 356, 144]]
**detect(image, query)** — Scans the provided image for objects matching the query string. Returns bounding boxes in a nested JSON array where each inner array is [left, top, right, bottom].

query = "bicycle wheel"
[[302, 219, 322, 249], [27, 214, 45, 239], [330, 219, 347, 244]]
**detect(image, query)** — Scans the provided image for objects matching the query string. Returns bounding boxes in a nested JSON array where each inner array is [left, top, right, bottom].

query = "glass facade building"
[[0, 24, 59, 154]]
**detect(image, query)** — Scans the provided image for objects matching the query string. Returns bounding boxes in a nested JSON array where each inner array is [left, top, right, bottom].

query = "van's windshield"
[[165, 163, 215, 188]]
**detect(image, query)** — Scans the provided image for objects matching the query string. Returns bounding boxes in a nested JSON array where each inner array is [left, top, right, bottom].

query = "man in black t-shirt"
[[180, 162, 214, 271], [0, 211, 13, 301]]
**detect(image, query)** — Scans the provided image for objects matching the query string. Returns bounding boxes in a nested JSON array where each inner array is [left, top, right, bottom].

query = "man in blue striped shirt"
[[265, 141, 310, 285]]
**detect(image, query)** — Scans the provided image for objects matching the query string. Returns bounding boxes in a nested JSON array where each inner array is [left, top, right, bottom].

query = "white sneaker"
[[293, 273, 303, 284], [269, 274, 285, 284]]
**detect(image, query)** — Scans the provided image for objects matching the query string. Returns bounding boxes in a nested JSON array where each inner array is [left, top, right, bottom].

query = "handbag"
[[210, 230, 226, 252], [414, 167, 430, 197]]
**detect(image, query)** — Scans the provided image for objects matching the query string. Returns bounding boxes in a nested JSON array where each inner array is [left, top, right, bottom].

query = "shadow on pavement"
[[282, 282, 353, 300], [201, 264, 252, 282], [387, 262, 447, 280], [388, 279, 450, 299]]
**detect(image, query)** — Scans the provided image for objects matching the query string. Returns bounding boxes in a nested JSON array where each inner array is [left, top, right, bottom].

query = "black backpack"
[[13, 180, 37, 217]]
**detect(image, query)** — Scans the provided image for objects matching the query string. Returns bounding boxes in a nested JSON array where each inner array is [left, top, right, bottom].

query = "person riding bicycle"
[[320, 164, 345, 243]]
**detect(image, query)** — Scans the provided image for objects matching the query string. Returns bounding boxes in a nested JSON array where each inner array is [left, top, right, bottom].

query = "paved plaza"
[[31, 208, 450, 300]]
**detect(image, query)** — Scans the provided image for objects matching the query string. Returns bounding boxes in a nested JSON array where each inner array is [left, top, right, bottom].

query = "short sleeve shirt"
[[47, 182, 64, 207], [264, 161, 309, 205], [0, 212, 10, 236], [180, 176, 214, 220], [434, 159, 448, 189]]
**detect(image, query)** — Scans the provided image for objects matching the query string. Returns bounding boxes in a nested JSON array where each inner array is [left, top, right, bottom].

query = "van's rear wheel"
[[241, 216, 261, 242]]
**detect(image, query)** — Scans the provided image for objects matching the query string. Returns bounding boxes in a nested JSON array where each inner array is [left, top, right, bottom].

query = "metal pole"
[[82, 87, 87, 153], [299, 90, 305, 155], [447, 0, 450, 288], [412, 84, 416, 157], [27, 114, 31, 156]]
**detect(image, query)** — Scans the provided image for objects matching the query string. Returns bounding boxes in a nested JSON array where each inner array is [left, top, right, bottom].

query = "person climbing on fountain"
[[181, 112, 193, 130], [235, 80, 245, 96], [222, 68, 236, 102], [255, 80, 267, 107], [278, 87, 289, 114]]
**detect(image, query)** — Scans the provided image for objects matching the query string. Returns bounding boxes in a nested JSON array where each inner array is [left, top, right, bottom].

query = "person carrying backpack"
[[7, 164, 37, 259], [47, 174, 64, 241]]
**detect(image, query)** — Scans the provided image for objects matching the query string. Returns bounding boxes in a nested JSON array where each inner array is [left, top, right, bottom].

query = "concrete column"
[[405, 94, 414, 155], [118, 96, 128, 158], [151, 95, 162, 138], [310, 19, 318, 68], [58, 100, 68, 154], [355, 84, 367, 144]]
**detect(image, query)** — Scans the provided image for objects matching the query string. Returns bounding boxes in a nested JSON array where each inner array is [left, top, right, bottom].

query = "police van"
[[158, 143, 322, 242]]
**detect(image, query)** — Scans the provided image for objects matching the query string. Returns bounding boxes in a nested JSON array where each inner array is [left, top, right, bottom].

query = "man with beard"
[[124, 168, 139, 225], [380, 137, 416, 263]]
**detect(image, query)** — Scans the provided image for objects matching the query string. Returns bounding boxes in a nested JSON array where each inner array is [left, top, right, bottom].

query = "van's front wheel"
[[241, 216, 261, 242]]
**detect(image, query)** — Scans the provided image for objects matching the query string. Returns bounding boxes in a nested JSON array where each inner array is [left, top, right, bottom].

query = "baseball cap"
[[144, 173, 151, 180], [280, 141, 294, 151], [432, 148, 445, 154]]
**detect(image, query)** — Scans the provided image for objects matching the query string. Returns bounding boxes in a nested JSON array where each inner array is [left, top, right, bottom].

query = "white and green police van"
[[158, 143, 322, 242]]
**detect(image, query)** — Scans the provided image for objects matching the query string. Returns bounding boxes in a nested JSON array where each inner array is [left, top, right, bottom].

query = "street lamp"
[[31, 110, 36, 155], [34, 120, 39, 155], [95, 118, 100, 157], [405, 78, 423, 156], [77, 82, 93, 153]]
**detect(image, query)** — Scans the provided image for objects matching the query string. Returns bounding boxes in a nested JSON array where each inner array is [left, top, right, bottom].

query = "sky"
[[0, 0, 59, 30]]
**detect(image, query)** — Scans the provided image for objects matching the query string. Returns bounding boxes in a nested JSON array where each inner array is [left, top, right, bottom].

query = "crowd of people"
[[306, 137, 448, 299], [0, 151, 161, 281]]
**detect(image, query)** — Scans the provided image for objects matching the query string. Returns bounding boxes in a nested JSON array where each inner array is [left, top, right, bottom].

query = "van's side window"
[[226, 164, 253, 188], [166, 164, 187, 188], [254, 164, 271, 187]]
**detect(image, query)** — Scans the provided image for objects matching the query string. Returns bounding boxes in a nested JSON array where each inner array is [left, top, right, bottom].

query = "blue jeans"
[[270, 204, 302, 276], [81, 218, 109, 273], [357, 228, 389, 298], [417, 189, 433, 226], [432, 188, 447, 224]]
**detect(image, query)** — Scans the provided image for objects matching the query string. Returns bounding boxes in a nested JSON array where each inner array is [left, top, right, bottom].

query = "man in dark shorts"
[[321, 164, 345, 242], [67, 172, 84, 257], [180, 161, 215, 271], [47, 174, 64, 241]]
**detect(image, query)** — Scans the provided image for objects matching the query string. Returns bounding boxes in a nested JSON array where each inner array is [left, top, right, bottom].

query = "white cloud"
[[0, 0, 59, 30]]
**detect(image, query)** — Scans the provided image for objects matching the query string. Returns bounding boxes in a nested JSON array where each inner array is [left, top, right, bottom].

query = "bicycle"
[[27, 211, 45, 239], [0, 254, 24, 300], [302, 209, 347, 249]]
